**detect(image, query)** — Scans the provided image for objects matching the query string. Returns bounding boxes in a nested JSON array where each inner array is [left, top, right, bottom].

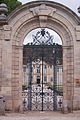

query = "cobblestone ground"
[[0, 111, 80, 120]]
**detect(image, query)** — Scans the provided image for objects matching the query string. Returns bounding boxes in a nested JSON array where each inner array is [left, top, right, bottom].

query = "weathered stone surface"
[[0, 95, 5, 115], [0, 0, 80, 113]]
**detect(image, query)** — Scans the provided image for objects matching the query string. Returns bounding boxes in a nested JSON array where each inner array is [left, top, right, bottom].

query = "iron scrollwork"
[[23, 28, 63, 111]]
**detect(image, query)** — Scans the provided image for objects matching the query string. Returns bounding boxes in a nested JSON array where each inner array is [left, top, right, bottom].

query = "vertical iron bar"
[[53, 46, 54, 111], [28, 57, 32, 111], [53, 45, 57, 111], [42, 46, 44, 111]]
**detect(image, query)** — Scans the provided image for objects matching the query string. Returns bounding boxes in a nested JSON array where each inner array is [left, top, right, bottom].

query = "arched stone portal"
[[0, 1, 80, 113]]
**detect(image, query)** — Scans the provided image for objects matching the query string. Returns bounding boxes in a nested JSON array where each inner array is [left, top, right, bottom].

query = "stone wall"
[[0, 1, 80, 113], [73, 26, 80, 110]]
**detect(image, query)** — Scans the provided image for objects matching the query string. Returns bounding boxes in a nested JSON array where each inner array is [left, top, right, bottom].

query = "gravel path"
[[0, 111, 80, 120]]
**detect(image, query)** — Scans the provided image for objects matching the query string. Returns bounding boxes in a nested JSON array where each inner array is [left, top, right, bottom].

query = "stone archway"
[[0, 1, 80, 113]]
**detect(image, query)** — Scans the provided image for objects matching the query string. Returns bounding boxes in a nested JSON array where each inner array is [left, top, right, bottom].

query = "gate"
[[22, 29, 63, 111]]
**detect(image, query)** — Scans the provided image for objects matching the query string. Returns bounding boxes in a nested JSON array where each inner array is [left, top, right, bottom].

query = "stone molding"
[[3, 25, 11, 41], [29, 4, 56, 17]]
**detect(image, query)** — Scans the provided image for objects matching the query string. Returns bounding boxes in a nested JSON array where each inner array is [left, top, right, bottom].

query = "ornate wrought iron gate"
[[22, 29, 63, 111]]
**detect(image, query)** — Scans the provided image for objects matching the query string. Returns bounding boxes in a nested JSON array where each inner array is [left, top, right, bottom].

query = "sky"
[[18, 0, 80, 45], [23, 28, 62, 45], [19, 0, 80, 15]]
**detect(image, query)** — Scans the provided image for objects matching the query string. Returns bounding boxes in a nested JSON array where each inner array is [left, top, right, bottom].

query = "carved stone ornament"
[[30, 4, 56, 17], [0, 3, 8, 24]]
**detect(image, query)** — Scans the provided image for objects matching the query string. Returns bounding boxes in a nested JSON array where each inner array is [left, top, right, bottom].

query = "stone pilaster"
[[12, 45, 23, 112], [1, 25, 12, 111]]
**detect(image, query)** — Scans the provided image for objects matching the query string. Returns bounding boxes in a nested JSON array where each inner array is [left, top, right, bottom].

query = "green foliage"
[[22, 84, 29, 91], [22, 85, 27, 91], [0, 0, 22, 14], [46, 82, 53, 87], [57, 85, 63, 93]]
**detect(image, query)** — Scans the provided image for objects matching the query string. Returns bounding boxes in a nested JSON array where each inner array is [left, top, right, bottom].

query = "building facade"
[[23, 62, 63, 88]]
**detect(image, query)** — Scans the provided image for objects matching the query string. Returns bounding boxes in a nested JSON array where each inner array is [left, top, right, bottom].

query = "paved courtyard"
[[0, 111, 80, 120]]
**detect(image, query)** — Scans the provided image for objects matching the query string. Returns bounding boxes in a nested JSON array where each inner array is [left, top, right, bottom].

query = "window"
[[51, 77, 53, 82], [23, 67, 26, 72], [37, 68, 40, 73], [26, 65, 29, 68], [50, 65, 52, 69], [44, 65, 47, 69], [37, 76, 40, 84], [44, 76, 47, 83]]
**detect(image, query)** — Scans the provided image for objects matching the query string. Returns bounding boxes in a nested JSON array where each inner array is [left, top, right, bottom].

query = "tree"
[[0, 0, 22, 14]]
